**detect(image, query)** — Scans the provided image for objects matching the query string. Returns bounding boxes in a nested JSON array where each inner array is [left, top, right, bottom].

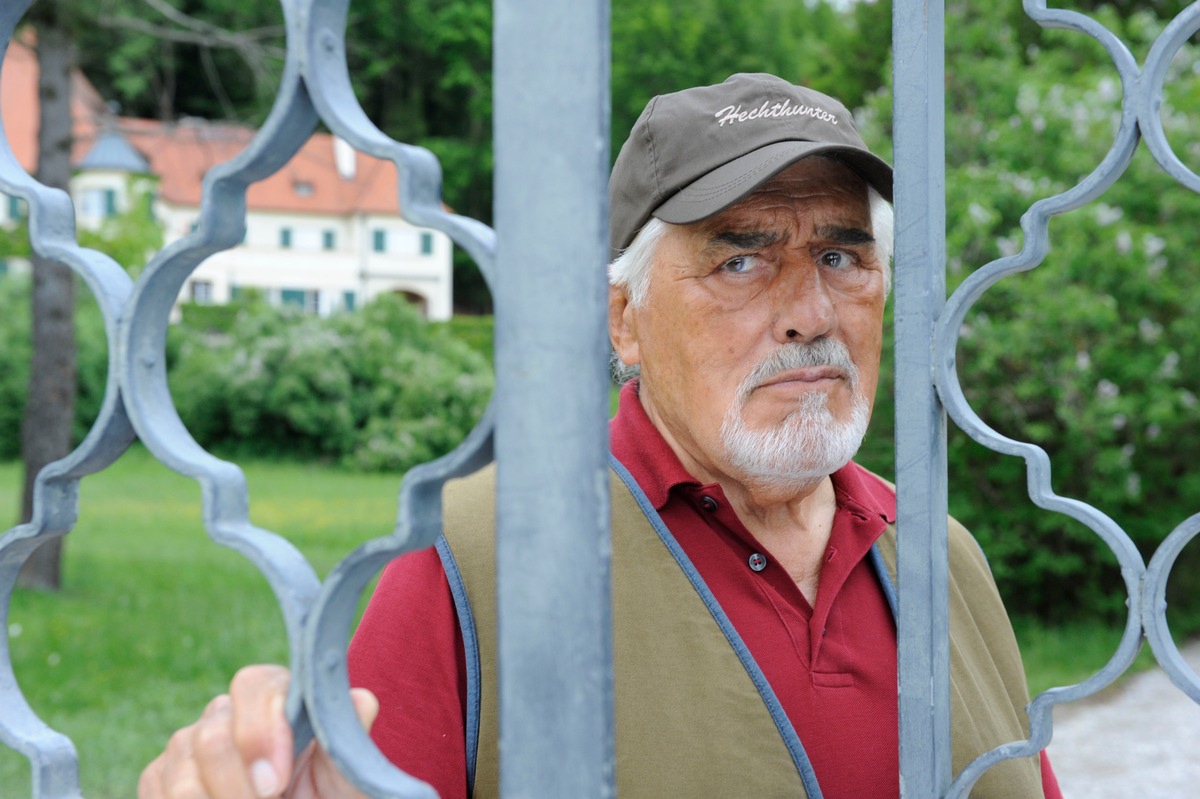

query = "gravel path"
[[1046, 639, 1200, 798]]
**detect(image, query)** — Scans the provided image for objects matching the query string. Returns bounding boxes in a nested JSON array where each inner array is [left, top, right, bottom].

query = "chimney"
[[334, 136, 356, 180]]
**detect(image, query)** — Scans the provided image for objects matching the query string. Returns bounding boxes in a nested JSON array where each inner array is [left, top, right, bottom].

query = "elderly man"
[[141, 74, 1060, 799]]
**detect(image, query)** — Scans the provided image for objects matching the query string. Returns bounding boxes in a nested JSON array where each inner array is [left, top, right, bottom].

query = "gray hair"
[[608, 185, 894, 382]]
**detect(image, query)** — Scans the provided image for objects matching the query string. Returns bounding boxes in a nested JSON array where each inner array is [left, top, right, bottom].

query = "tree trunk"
[[17, 17, 77, 590]]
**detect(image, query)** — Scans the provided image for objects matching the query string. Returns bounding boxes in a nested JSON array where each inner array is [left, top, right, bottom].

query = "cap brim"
[[653, 140, 894, 226]]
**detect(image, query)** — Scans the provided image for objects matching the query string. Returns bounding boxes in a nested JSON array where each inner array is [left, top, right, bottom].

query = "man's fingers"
[[289, 689, 379, 799], [228, 665, 294, 798], [349, 688, 379, 732], [192, 694, 263, 799], [155, 723, 204, 799], [137, 666, 370, 799]]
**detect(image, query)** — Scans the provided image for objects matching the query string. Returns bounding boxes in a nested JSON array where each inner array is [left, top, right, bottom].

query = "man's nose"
[[772, 263, 836, 343]]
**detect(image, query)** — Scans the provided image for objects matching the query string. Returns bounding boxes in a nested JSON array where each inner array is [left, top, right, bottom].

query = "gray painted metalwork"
[[891, 0, 952, 795], [897, 0, 1200, 796], [492, 2, 615, 798], [0, 0, 1197, 797], [0, 2, 137, 796]]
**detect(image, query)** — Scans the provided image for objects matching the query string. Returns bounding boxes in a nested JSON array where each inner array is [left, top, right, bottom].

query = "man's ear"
[[608, 285, 640, 368]]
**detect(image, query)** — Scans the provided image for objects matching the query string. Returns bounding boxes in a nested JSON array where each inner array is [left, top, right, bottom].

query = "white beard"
[[719, 340, 871, 488]]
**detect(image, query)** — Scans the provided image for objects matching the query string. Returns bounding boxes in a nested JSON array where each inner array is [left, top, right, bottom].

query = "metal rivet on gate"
[[748, 553, 767, 572]]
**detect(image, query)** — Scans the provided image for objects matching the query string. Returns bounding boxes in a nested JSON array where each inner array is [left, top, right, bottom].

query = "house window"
[[294, 181, 314, 198], [372, 229, 386, 253], [7, 195, 24, 220], [343, 291, 356, 311], [81, 188, 118, 219], [420, 231, 434, 255], [280, 227, 293, 248], [280, 288, 319, 314], [323, 230, 336, 251], [190, 280, 213, 305], [230, 285, 243, 301]]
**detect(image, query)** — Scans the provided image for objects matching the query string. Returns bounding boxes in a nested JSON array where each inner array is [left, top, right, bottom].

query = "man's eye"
[[719, 255, 757, 274], [818, 249, 855, 269]]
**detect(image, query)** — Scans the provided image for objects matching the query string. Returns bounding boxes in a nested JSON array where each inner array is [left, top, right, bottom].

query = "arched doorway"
[[395, 288, 429, 317]]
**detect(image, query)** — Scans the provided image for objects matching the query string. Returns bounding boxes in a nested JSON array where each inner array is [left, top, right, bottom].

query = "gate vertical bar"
[[892, 0, 951, 796], [492, 2, 615, 798]]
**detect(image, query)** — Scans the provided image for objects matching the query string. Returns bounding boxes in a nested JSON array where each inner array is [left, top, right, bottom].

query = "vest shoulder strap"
[[875, 519, 1045, 797]]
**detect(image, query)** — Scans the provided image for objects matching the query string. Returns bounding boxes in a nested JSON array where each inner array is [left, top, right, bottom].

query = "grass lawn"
[[0, 446, 404, 798], [0, 446, 1168, 797]]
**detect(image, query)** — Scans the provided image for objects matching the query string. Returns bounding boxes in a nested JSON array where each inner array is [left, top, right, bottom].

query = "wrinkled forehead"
[[691, 156, 873, 235]]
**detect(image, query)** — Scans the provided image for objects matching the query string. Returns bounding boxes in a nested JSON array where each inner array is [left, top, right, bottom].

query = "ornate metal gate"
[[0, 0, 1196, 796]]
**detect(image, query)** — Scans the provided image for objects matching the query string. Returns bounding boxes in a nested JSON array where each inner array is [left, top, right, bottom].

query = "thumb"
[[298, 690, 380, 799], [349, 688, 379, 732]]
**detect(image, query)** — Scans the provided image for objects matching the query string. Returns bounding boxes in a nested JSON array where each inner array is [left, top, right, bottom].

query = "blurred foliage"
[[852, 3, 1200, 623], [0, 179, 163, 458], [168, 293, 492, 472], [8, 0, 1199, 622], [432, 312, 493, 362], [1, 284, 493, 474]]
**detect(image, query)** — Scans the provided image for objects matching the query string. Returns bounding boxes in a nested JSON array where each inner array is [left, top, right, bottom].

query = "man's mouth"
[[755, 367, 844, 390]]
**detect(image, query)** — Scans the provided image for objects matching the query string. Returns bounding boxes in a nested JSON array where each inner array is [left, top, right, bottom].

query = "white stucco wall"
[[165, 206, 453, 321]]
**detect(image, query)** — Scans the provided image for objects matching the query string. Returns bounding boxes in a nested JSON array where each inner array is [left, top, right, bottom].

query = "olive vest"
[[436, 459, 1044, 798]]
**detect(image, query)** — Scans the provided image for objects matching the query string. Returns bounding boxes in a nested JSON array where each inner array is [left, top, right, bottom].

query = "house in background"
[[0, 38, 453, 320]]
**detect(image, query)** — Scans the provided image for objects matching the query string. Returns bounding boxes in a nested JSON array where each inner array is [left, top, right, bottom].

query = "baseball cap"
[[609, 73, 893, 255]]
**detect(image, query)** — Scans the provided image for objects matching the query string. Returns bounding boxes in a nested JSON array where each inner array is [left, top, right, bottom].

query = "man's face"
[[609, 156, 887, 488]]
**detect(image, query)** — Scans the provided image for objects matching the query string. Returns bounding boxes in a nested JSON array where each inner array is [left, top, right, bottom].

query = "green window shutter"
[[280, 228, 293, 248], [420, 231, 434, 255], [372, 229, 385, 252]]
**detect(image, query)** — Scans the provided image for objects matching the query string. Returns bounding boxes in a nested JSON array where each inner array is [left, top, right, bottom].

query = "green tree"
[[610, 0, 880, 161], [12, 0, 264, 589], [855, 3, 1200, 622], [17, 1, 78, 590], [83, 0, 284, 122]]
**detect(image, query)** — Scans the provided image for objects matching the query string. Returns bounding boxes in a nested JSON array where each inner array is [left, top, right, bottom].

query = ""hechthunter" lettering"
[[714, 98, 839, 127]]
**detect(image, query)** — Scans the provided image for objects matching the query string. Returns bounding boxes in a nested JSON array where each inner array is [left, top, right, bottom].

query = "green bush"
[[433, 313, 494, 363], [0, 281, 492, 475], [0, 275, 32, 461], [177, 301, 242, 334], [0, 276, 112, 461], [169, 294, 492, 472]]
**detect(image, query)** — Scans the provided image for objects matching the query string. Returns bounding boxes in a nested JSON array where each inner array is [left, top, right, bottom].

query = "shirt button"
[[748, 553, 767, 572], [700, 496, 718, 512]]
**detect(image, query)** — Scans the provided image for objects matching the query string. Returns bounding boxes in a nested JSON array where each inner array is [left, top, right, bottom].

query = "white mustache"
[[738, 338, 859, 401]]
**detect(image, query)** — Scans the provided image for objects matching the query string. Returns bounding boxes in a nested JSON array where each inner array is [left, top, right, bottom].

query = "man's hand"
[[138, 665, 377, 799]]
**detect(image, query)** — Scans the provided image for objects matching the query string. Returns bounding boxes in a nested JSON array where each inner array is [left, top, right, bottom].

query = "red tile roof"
[[1, 35, 108, 172], [2, 37, 407, 216]]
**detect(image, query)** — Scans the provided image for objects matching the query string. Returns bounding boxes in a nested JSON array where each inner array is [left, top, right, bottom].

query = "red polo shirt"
[[348, 380, 1060, 798], [611, 379, 901, 797]]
